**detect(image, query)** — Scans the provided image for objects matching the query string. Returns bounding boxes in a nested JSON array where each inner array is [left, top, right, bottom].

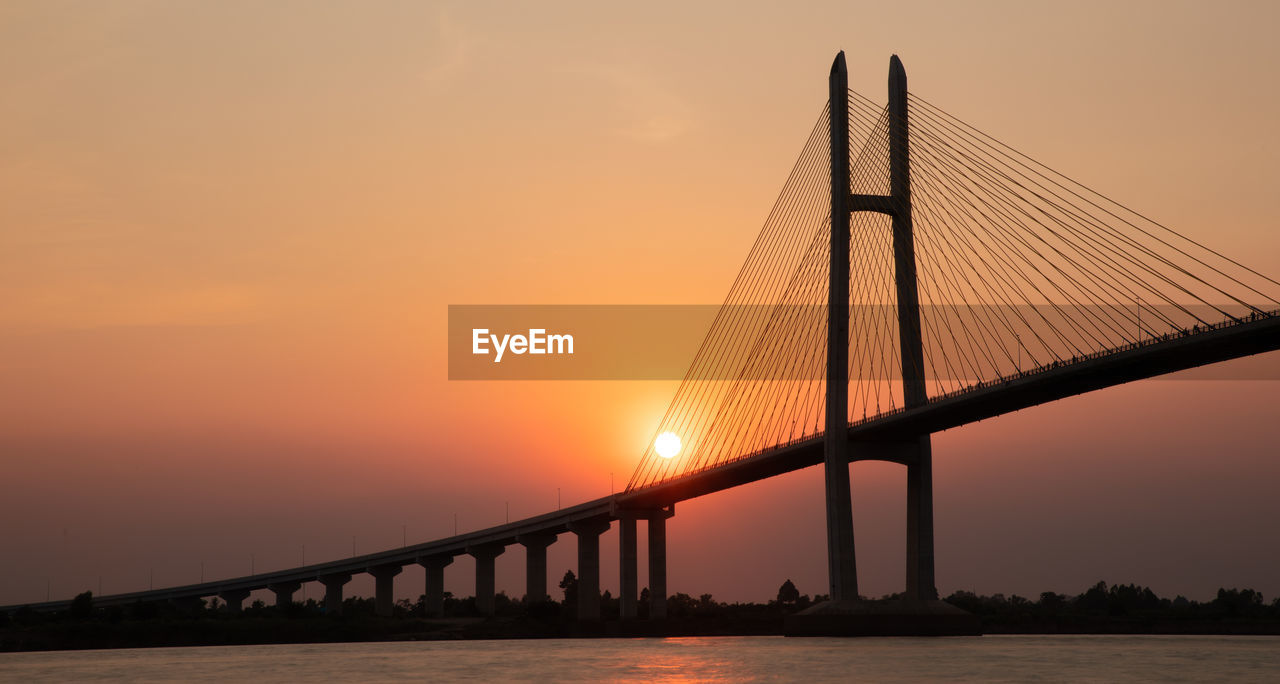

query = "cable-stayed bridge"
[[9, 54, 1279, 632]]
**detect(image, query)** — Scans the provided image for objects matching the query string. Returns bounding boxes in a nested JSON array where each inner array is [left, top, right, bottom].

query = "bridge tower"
[[822, 50, 858, 603], [800, 53, 965, 635], [885, 54, 937, 604]]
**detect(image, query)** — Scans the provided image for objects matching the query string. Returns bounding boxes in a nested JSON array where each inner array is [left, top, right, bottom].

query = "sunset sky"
[[3, 1, 1279, 607]]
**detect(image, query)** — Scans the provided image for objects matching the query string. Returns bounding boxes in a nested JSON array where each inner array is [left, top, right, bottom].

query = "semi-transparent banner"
[[447, 304, 1279, 380]]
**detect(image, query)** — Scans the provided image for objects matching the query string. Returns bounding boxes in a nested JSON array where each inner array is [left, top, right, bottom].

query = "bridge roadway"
[[622, 311, 1280, 506], [6, 312, 1278, 620]]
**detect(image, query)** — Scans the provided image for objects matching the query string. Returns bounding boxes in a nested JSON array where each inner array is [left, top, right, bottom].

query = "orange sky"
[[2, 1, 1279, 606]]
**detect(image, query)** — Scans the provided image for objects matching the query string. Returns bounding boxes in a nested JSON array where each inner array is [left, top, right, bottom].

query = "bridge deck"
[[3, 497, 614, 612], [618, 312, 1280, 507]]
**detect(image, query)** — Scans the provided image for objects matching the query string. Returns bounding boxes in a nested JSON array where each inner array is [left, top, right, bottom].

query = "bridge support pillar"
[[218, 588, 251, 612], [517, 533, 557, 603], [568, 517, 612, 621], [267, 581, 301, 608], [418, 555, 453, 617], [320, 573, 351, 615], [647, 506, 675, 619], [370, 564, 402, 617], [467, 544, 505, 617], [906, 438, 937, 600], [618, 517, 638, 619]]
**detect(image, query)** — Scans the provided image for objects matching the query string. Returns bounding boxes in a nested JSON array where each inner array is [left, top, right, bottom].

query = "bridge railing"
[[854, 308, 1280, 427]]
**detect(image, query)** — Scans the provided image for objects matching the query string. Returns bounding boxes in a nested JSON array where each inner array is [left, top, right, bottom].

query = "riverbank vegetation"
[[4, 577, 1279, 651]]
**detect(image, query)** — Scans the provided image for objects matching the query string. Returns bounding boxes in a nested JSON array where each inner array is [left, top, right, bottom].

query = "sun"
[[654, 432, 681, 459]]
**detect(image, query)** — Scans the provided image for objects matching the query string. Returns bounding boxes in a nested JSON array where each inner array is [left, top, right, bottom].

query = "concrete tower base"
[[784, 599, 981, 637]]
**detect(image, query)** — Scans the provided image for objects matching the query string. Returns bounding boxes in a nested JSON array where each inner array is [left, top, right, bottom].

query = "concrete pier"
[[319, 573, 351, 615], [905, 438, 937, 600], [618, 517, 638, 619], [517, 532, 557, 603], [467, 544, 505, 616], [370, 564, 402, 617], [218, 588, 250, 612], [267, 581, 301, 608], [418, 555, 453, 617], [567, 517, 611, 621], [647, 508, 674, 619]]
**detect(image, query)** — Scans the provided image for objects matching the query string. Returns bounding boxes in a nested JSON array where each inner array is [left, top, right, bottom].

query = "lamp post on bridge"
[[1138, 296, 1143, 343]]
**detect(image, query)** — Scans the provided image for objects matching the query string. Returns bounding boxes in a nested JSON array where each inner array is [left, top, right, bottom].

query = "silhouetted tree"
[[70, 591, 94, 619], [1077, 581, 1109, 613], [1214, 588, 1265, 617], [1039, 592, 1064, 612], [494, 591, 521, 616], [667, 592, 696, 617], [697, 593, 718, 616], [395, 598, 413, 617], [559, 570, 577, 599], [599, 590, 620, 619], [777, 579, 800, 606], [443, 594, 478, 617], [944, 590, 982, 614], [559, 570, 578, 611]]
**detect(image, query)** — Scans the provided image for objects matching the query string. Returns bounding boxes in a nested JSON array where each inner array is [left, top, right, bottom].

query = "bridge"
[[8, 54, 1279, 632]]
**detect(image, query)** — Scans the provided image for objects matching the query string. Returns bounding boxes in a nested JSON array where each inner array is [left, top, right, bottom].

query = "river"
[[2, 635, 1278, 681]]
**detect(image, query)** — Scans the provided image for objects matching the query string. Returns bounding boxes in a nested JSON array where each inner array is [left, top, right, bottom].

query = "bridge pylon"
[[790, 52, 975, 636]]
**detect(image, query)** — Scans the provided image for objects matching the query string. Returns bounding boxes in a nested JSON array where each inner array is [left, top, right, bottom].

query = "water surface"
[[2, 635, 1278, 682]]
